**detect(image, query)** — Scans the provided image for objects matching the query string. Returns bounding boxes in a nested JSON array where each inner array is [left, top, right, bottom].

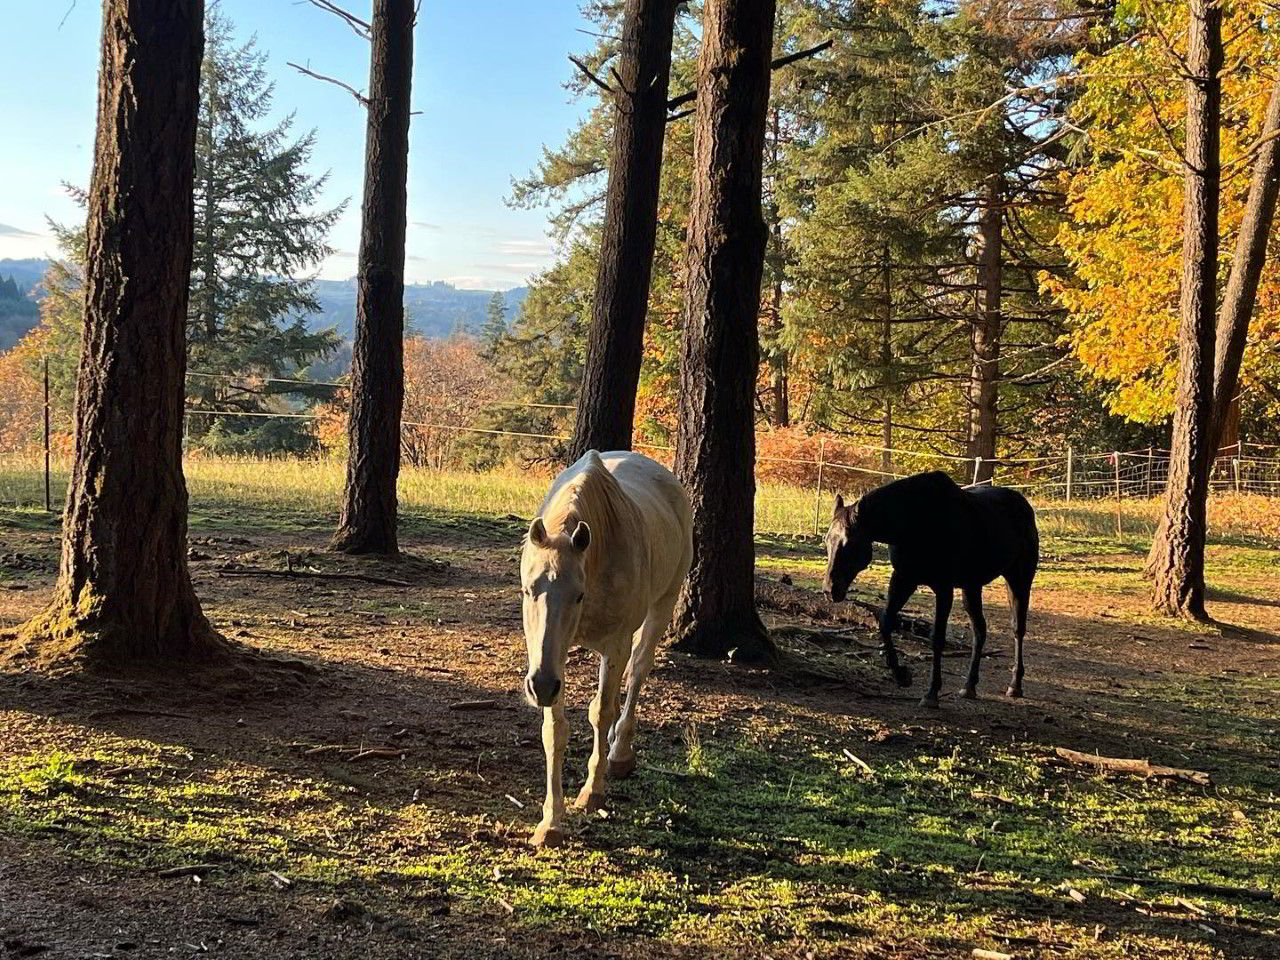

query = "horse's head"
[[520, 514, 591, 707], [824, 493, 872, 602]]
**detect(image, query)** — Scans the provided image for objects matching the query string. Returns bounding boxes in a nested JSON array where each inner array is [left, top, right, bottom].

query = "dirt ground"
[[0, 505, 1277, 960]]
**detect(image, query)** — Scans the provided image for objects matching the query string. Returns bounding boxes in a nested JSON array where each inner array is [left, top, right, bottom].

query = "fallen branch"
[[972, 950, 1014, 960], [217, 566, 410, 588], [841, 748, 874, 776], [157, 864, 220, 878], [1053, 747, 1212, 786], [448, 698, 500, 711], [350, 747, 407, 761], [1091, 872, 1275, 903]]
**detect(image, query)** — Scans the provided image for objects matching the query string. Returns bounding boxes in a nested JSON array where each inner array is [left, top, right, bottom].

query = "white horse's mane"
[[539, 454, 642, 569]]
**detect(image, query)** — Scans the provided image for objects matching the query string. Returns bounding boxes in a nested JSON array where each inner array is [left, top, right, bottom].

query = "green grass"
[[1, 699, 1276, 955]]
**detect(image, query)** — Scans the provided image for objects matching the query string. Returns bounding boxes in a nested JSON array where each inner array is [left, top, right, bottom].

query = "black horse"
[[823, 470, 1039, 708]]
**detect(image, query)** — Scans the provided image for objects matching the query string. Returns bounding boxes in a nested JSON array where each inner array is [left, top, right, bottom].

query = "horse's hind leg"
[[1004, 576, 1030, 698], [576, 648, 624, 812], [608, 593, 674, 778], [960, 585, 987, 699]]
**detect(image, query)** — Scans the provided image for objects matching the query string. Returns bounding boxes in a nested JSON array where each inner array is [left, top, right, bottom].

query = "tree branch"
[[302, 0, 371, 39], [667, 39, 833, 112], [287, 61, 369, 107], [569, 55, 615, 96]]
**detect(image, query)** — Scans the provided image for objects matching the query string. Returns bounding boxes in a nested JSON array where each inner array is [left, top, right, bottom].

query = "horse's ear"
[[528, 517, 548, 547], [833, 493, 845, 519], [570, 520, 591, 552]]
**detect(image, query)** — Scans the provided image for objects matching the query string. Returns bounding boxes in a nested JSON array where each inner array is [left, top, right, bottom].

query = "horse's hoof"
[[959, 687, 977, 700], [893, 667, 913, 688], [530, 824, 565, 849], [608, 754, 637, 780], [918, 694, 940, 709], [575, 789, 606, 813], [1006, 685, 1023, 699]]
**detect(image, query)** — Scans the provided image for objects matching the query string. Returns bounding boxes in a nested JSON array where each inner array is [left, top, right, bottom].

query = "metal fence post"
[[1065, 446, 1073, 502], [43, 356, 52, 513], [812, 438, 827, 534], [1233, 457, 1240, 493], [1113, 451, 1123, 538]]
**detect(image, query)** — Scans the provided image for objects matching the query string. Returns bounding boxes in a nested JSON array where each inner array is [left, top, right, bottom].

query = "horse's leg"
[[531, 698, 568, 848], [1005, 576, 1029, 698], [881, 570, 916, 687], [960, 584, 986, 699], [921, 587, 953, 708], [609, 594, 673, 778], [576, 648, 624, 812]]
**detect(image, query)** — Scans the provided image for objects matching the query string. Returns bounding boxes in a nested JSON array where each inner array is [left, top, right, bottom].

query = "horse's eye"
[[576, 593, 584, 604]]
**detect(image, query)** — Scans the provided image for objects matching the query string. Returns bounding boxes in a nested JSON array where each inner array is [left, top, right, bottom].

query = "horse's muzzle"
[[526, 670, 562, 707], [825, 580, 848, 603]]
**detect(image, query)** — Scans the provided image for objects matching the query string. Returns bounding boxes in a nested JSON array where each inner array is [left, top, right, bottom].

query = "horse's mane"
[[540, 453, 643, 573]]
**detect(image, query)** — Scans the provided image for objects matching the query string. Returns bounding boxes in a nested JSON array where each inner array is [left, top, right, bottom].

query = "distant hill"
[[0, 259, 528, 353], [0, 261, 42, 351], [310, 278, 528, 341]]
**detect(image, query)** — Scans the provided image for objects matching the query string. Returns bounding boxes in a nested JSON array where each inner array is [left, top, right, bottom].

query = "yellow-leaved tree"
[[1049, 0, 1280, 433]]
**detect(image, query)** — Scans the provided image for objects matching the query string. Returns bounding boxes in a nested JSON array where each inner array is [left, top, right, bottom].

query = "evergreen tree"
[[188, 6, 343, 452]]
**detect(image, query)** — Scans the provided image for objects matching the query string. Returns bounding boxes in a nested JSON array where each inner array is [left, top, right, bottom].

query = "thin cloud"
[[411, 221, 443, 231], [0, 222, 40, 238], [495, 238, 551, 255]]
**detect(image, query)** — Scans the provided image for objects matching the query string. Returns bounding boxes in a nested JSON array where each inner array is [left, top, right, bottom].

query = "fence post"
[[1065, 446, 1073, 502], [972, 456, 982, 486], [43, 356, 52, 513], [1113, 451, 1123, 538], [1233, 457, 1240, 493], [1145, 445, 1153, 498], [812, 438, 827, 534]]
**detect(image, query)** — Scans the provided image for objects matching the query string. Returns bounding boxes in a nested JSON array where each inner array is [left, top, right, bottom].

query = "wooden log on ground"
[[1054, 747, 1212, 786]]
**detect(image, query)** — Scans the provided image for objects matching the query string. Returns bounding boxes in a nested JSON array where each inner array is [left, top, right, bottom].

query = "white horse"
[[520, 449, 692, 848]]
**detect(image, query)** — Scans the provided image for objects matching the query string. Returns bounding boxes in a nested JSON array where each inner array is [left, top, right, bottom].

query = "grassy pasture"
[[0, 456, 1278, 959]]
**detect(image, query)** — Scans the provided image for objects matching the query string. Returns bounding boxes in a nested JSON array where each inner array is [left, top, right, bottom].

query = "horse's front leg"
[[881, 571, 916, 687], [532, 699, 568, 848], [921, 586, 953, 709], [576, 648, 624, 813]]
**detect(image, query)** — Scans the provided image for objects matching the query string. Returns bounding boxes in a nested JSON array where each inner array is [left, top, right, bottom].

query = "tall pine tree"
[[188, 7, 343, 453]]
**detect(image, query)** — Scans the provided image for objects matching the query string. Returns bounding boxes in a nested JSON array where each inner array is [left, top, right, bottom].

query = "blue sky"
[[0, 1, 594, 290]]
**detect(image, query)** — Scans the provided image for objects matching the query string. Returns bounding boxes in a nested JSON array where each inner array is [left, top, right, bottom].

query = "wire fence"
[[3, 366, 1279, 535]]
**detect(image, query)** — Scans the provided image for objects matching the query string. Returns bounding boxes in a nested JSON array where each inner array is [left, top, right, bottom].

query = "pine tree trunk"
[[671, 0, 777, 663], [1148, 0, 1221, 619], [967, 175, 1001, 484], [1208, 74, 1280, 453], [568, 0, 680, 461], [333, 0, 414, 554], [17, 0, 221, 664]]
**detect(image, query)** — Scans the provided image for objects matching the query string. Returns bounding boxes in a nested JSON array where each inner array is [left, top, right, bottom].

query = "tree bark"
[[568, 0, 680, 461], [967, 175, 1002, 484], [1148, 0, 1221, 619], [333, 0, 414, 554], [17, 0, 221, 663], [1208, 74, 1280, 454], [671, 0, 777, 663]]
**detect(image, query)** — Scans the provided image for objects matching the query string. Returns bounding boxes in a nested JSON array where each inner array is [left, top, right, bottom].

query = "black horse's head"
[[824, 493, 872, 602]]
